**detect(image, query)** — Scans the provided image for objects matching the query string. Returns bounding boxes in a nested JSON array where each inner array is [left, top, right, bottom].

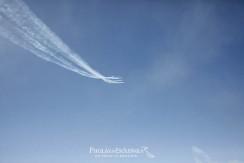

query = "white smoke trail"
[[0, 0, 123, 83]]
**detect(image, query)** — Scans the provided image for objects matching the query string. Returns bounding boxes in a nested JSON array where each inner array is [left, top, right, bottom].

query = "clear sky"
[[0, 0, 244, 163]]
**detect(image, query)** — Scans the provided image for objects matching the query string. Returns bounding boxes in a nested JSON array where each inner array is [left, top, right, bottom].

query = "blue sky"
[[0, 0, 244, 162]]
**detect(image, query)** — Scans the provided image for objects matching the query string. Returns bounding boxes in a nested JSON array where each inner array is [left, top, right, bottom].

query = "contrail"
[[0, 0, 123, 84]]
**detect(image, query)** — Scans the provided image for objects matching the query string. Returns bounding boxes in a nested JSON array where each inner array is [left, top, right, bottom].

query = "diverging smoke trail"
[[0, 0, 123, 83]]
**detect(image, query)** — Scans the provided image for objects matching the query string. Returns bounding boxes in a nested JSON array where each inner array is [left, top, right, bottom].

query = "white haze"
[[192, 146, 243, 163]]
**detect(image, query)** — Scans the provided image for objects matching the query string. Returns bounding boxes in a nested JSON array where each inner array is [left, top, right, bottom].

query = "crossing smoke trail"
[[0, 0, 123, 84]]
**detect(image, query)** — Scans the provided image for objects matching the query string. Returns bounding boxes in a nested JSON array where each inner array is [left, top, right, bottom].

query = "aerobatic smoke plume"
[[0, 0, 123, 83]]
